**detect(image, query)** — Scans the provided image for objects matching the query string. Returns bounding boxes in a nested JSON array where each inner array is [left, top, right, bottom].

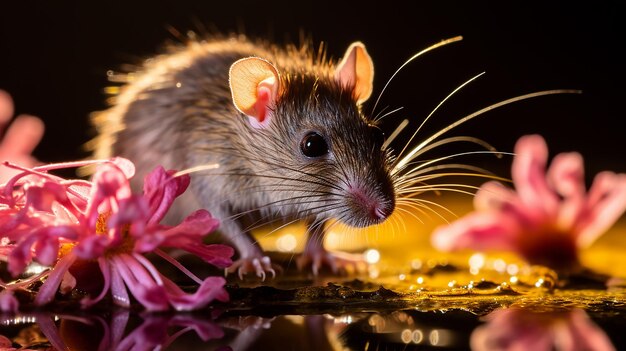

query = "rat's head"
[[228, 42, 396, 228]]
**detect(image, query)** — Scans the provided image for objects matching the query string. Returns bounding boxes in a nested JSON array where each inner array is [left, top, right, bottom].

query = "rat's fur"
[[90, 35, 396, 276]]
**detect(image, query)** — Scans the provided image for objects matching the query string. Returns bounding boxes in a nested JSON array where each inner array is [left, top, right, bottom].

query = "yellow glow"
[[104, 86, 120, 95], [493, 259, 507, 272], [368, 266, 380, 279], [416, 276, 424, 284], [276, 234, 297, 252], [324, 230, 342, 250], [468, 253, 485, 270], [334, 315, 354, 324], [364, 249, 380, 264], [507, 264, 519, 275], [283, 315, 304, 325], [25, 263, 48, 275]]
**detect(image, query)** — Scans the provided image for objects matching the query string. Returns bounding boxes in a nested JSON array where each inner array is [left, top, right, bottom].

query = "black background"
[[1, 1, 624, 182]]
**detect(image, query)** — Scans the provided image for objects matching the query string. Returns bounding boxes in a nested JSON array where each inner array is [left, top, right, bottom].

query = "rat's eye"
[[300, 132, 329, 158]]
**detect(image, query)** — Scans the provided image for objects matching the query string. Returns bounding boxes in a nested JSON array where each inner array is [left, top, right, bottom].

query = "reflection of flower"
[[470, 307, 615, 351], [105, 311, 225, 350], [432, 134, 626, 271], [0, 290, 18, 313], [0, 310, 225, 351], [1, 158, 233, 311], [0, 90, 44, 183]]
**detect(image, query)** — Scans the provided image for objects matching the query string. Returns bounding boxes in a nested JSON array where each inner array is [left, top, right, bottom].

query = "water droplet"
[[411, 259, 422, 270], [364, 249, 380, 264], [401, 329, 412, 343], [412, 329, 424, 343]]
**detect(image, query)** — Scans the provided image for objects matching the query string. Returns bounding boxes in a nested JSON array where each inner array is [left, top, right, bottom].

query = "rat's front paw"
[[225, 256, 280, 281], [296, 249, 367, 276]]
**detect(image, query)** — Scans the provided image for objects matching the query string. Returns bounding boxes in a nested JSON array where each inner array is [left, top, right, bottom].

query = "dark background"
[[1, 1, 624, 182]]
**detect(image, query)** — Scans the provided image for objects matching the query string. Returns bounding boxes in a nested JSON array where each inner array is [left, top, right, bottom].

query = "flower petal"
[[73, 234, 109, 260], [136, 210, 220, 254], [431, 212, 519, 252], [473, 181, 518, 211], [575, 172, 626, 247], [180, 244, 234, 268], [512, 134, 559, 214], [143, 166, 190, 226], [549, 152, 587, 231], [162, 275, 229, 311], [111, 254, 169, 311], [109, 263, 130, 308], [35, 253, 76, 306], [110, 157, 136, 179]]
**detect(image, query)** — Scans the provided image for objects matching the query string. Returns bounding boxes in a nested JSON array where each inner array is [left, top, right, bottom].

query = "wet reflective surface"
[[2, 195, 626, 350]]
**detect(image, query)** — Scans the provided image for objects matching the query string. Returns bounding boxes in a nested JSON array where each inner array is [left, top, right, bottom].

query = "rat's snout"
[[345, 184, 395, 227], [372, 201, 394, 221]]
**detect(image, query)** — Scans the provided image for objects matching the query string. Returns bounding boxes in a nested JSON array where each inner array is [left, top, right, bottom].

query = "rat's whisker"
[[395, 205, 425, 224], [383, 118, 409, 149], [375, 106, 405, 123], [393, 72, 486, 166], [396, 164, 502, 183], [398, 135, 502, 165], [372, 36, 464, 115], [396, 197, 457, 223], [173, 163, 220, 177], [397, 184, 482, 197], [395, 150, 514, 177], [394, 89, 581, 171], [395, 169, 509, 189]]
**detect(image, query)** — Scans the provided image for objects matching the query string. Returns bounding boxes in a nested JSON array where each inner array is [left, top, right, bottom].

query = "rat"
[[90, 34, 396, 279]]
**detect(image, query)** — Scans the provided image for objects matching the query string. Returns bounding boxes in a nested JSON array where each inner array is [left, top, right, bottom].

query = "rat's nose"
[[347, 186, 395, 225], [372, 203, 393, 221]]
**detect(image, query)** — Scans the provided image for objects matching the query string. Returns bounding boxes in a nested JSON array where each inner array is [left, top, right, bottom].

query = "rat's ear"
[[334, 41, 374, 105], [229, 57, 280, 128]]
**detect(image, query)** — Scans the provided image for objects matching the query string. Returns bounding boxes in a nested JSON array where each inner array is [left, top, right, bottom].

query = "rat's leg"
[[296, 219, 367, 275], [221, 217, 279, 280]]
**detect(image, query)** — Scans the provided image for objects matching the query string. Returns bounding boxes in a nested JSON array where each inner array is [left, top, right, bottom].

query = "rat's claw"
[[226, 255, 280, 281], [297, 249, 367, 276]]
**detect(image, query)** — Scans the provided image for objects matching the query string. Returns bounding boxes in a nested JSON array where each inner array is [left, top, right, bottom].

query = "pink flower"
[[470, 307, 615, 351], [431, 134, 626, 271], [0, 90, 44, 183], [0, 158, 233, 311]]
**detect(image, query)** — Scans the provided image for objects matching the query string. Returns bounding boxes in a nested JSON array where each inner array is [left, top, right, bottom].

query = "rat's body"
[[91, 35, 396, 278]]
